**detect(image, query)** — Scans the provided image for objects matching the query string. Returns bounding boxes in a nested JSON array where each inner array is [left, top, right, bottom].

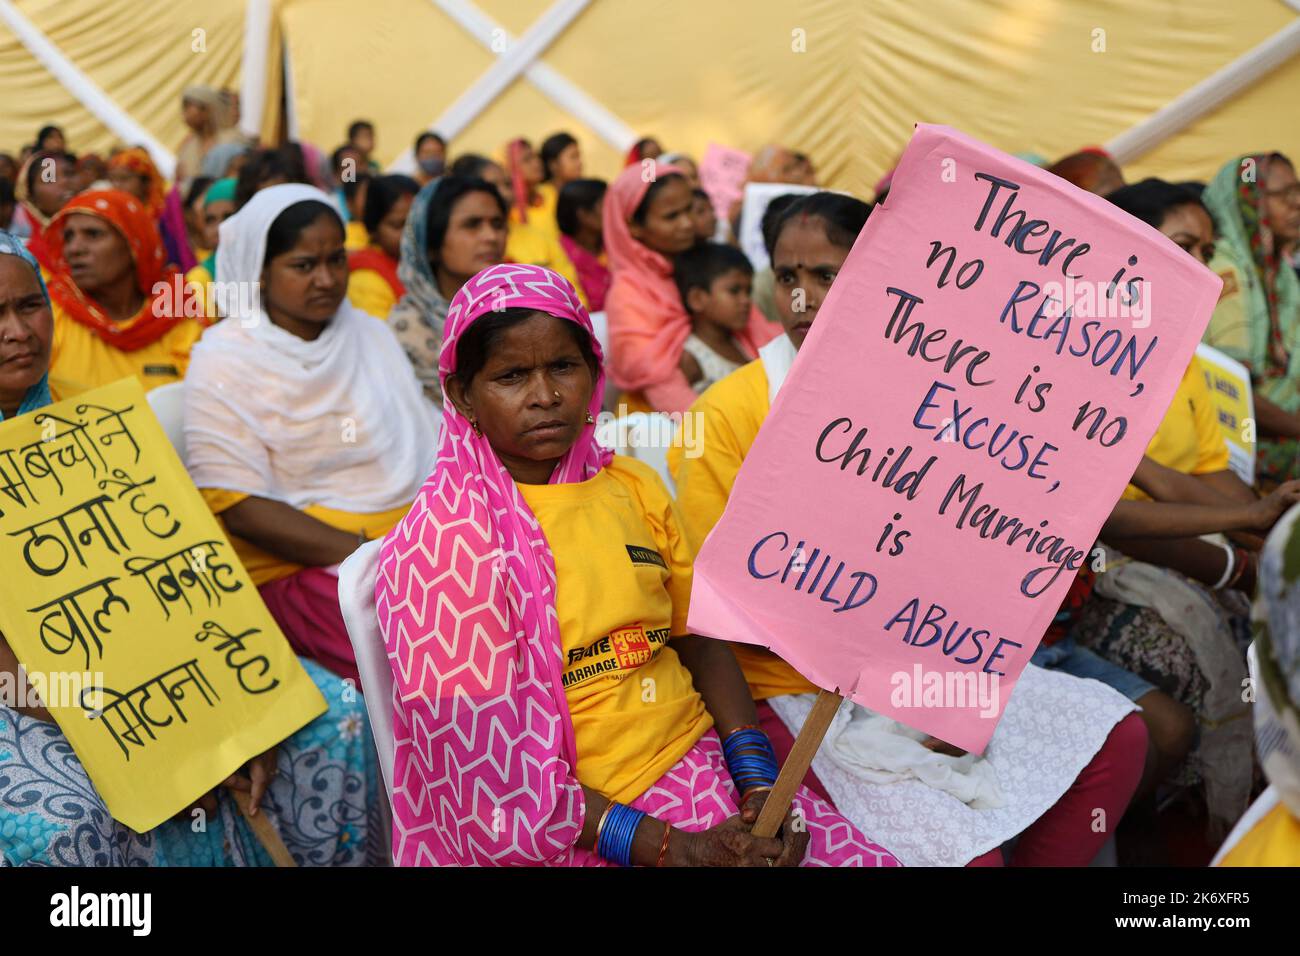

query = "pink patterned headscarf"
[[375, 263, 612, 866]]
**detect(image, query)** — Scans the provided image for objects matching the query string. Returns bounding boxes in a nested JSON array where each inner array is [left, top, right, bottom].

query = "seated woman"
[[670, 192, 1148, 866], [387, 175, 508, 405], [184, 184, 439, 684], [1202, 152, 1300, 485], [375, 262, 899, 867], [43, 189, 204, 399], [10, 150, 75, 244], [347, 173, 419, 320], [1072, 178, 1296, 831], [1214, 501, 1300, 866], [503, 138, 557, 238], [539, 131, 584, 204], [106, 146, 195, 272], [603, 162, 780, 414], [0, 231, 383, 867], [556, 178, 611, 312], [182, 177, 237, 322]]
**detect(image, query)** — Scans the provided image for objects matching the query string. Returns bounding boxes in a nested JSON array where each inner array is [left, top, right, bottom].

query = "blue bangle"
[[596, 803, 646, 867], [723, 729, 779, 789]]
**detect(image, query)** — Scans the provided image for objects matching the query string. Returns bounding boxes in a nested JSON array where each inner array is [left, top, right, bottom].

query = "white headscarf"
[[184, 183, 440, 512]]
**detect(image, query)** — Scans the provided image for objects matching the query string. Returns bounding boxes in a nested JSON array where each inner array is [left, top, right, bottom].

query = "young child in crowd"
[[690, 188, 719, 243], [675, 241, 757, 392]]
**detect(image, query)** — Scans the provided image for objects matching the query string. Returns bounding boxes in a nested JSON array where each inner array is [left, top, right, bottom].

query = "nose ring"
[[553, 390, 561, 399]]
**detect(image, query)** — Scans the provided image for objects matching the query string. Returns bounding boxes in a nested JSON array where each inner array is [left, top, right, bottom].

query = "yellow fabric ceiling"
[[1, 0, 1297, 197], [0, 0, 278, 166]]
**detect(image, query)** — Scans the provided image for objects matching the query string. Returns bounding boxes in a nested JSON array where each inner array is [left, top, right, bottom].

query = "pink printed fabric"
[[572, 732, 900, 867], [376, 263, 608, 866], [374, 262, 897, 866]]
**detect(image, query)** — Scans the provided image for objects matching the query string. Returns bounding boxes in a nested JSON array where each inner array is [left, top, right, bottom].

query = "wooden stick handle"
[[752, 689, 842, 839], [229, 787, 297, 867]]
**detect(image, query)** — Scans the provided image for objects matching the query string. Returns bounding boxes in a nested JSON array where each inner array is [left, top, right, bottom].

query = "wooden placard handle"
[[229, 787, 297, 867], [751, 688, 842, 839]]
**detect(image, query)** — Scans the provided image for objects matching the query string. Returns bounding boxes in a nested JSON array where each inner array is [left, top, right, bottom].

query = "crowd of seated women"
[[0, 106, 1297, 867]]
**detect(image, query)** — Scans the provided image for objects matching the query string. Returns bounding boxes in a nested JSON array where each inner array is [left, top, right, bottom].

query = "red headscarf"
[[504, 138, 538, 224], [602, 162, 779, 412], [44, 190, 184, 351], [107, 147, 167, 218]]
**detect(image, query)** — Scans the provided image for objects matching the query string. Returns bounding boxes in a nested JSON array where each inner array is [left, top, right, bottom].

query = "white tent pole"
[[239, 0, 273, 140], [0, 0, 177, 178], [1105, 16, 1300, 165]]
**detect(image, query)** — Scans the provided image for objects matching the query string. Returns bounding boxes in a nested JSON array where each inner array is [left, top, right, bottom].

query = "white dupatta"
[[184, 184, 439, 512]]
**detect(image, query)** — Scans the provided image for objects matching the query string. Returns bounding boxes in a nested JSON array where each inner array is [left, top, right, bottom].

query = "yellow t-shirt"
[[48, 303, 205, 401], [347, 267, 398, 320], [183, 263, 216, 323], [512, 183, 561, 241], [506, 220, 587, 308], [667, 358, 820, 700], [1202, 252, 1253, 370], [345, 220, 369, 252], [1217, 802, 1300, 866], [199, 487, 409, 586], [517, 456, 712, 803], [1122, 356, 1231, 501]]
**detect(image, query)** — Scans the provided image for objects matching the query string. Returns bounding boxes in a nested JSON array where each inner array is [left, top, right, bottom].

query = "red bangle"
[[724, 723, 761, 739], [740, 785, 773, 808], [656, 821, 671, 867]]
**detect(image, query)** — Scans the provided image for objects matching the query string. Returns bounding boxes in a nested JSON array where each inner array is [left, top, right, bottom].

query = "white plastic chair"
[[596, 410, 676, 493], [337, 537, 396, 806], [146, 381, 187, 459]]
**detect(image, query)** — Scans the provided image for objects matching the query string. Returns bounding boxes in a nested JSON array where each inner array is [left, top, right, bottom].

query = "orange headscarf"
[[602, 162, 779, 412], [44, 190, 184, 351], [107, 147, 167, 218]]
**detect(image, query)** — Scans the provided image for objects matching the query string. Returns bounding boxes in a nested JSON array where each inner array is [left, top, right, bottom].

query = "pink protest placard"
[[698, 143, 752, 222], [687, 124, 1222, 753]]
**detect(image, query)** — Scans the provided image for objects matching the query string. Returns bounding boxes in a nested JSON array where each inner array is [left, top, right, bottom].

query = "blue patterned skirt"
[[0, 658, 387, 867]]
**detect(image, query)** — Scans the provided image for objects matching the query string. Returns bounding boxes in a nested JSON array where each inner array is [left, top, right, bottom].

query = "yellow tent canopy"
[[1, 0, 1297, 194]]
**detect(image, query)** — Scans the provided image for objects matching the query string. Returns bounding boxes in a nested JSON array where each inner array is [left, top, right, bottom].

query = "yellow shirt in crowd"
[[199, 488, 409, 586], [345, 220, 369, 252], [1217, 802, 1300, 866], [184, 263, 215, 322], [48, 303, 205, 400], [517, 455, 712, 803], [347, 267, 398, 320], [667, 358, 820, 700], [1122, 356, 1231, 501], [506, 220, 587, 308]]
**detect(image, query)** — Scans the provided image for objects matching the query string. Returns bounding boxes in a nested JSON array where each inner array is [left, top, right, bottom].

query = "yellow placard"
[[0, 378, 326, 832], [1196, 343, 1256, 485]]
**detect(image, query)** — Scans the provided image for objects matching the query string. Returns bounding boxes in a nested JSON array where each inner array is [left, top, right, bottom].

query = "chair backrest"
[[146, 381, 187, 460], [596, 411, 676, 493], [337, 537, 395, 805]]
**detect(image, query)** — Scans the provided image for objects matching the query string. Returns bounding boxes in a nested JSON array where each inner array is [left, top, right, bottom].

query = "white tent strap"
[[433, 0, 591, 142], [1106, 17, 1300, 165], [0, 0, 176, 178]]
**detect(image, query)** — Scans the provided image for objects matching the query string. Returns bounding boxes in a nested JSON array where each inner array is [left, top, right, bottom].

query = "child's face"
[[694, 268, 752, 331], [690, 194, 717, 240]]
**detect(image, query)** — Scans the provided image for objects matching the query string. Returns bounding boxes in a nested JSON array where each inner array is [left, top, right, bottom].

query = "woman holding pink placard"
[[671, 191, 1150, 867]]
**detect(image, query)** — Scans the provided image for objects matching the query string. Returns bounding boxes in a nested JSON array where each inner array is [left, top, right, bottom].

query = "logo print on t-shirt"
[[610, 625, 654, 669], [625, 544, 667, 570]]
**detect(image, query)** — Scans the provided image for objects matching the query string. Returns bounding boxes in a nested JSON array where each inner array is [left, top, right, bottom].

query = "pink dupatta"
[[375, 263, 612, 865]]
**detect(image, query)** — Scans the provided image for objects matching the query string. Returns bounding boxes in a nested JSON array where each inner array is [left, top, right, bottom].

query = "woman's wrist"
[[629, 815, 677, 867]]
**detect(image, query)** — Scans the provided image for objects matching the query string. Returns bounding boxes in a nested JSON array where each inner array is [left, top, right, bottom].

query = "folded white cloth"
[[823, 702, 1005, 809]]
